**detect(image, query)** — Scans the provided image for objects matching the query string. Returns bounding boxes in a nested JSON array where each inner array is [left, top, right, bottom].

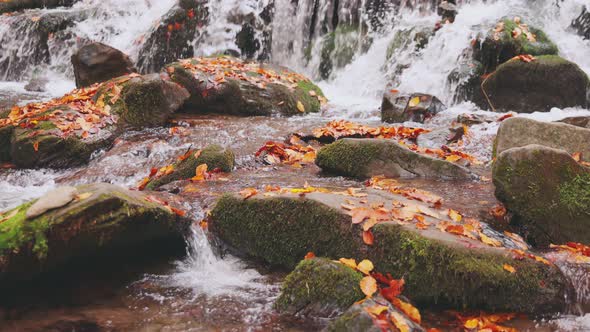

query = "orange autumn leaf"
[[239, 188, 258, 200], [363, 230, 374, 246], [357, 259, 374, 275], [339, 257, 357, 270], [572, 152, 582, 162], [192, 163, 208, 181], [503, 264, 516, 274], [390, 312, 410, 332], [351, 207, 371, 224], [391, 298, 421, 324], [448, 209, 462, 222], [304, 252, 316, 260], [33, 141, 39, 152], [360, 276, 377, 297], [170, 207, 186, 217], [137, 177, 150, 191]]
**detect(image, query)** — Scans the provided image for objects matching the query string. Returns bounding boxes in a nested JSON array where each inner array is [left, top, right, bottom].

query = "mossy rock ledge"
[[1, 73, 189, 169], [493, 144, 590, 247], [164, 56, 324, 116], [209, 190, 568, 314], [315, 138, 475, 180], [146, 145, 235, 190], [494, 117, 590, 161], [479, 55, 589, 113], [0, 183, 190, 287]]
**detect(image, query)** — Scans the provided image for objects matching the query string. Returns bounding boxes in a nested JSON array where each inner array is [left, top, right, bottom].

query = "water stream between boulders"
[[1, 0, 590, 330]]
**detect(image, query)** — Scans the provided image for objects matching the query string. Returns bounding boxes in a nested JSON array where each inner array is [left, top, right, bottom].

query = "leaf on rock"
[[503, 264, 516, 274], [304, 252, 316, 260], [363, 230, 374, 246], [392, 298, 421, 324], [239, 188, 258, 200], [390, 312, 410, 332], [360, 276, 377, 297], [357, 259, 374, 275], [296, 101, 305, 113], [339, 258, 357, 270], [409, 96, 421, 108]]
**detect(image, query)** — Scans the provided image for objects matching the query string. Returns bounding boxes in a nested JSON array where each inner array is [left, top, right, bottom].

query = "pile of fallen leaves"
[[169, 57, 327, 104], [255, 137, 317, 167], [549, 242, 590, 263], [304, 120, 429, 142], [143, 194, 186, 217], [492, 16, 536, 42], [0, 74, 139, 140], [571, 152, 590, 168], [455, 312, 519, 332], [399, 140, 482, 165]]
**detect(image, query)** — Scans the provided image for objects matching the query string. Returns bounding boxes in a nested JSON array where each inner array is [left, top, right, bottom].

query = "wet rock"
[[0, 110, 12, 162], [326, 296, 425, 332], [447, 47, 484, 104], [209, 190, 568, 313], [24, 75, 49, 92], [416, 126, 464, 149], [319, 25, 371, 80], [71, 42, 137, 88], [437, 1, 457, 23], [146, 145, 235, 190], [382, 92, 444, 124], [0, 183, 189, 286], [165, 56, 324, 116], [26, 186, 76, 219], [276, 258, 364, 318], [493, 144, 590, 247], [315, 138, 474, 180], [558, 116, 590, 129], [136, 0, 207, 73], [479, 56, 589, 113], [495, 117, 590, 161], [474, 17, 558, 73], [3, 73, 189, 168], [456, 113, 495, 126], [0, 0, 76, 14], [571, 5, 590, 40], [385, 27, 433, 85]]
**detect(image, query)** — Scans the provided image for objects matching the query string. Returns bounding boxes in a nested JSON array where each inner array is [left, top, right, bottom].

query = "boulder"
[[456, 113, 496, 126], [495, 117, 590, 161], [494, 144, 590, 247], [0, 0, 76, 14], [276, 258, 364, 318], [479, 56, 589, 113], [209, 190, 568, 313], [0, 183, 189, 286], [437, 1, 457, 23], [572, 5, 590, 40], [145, 145, 235, 190], [25, 186, 76, 219], [416, 126, 465, 149], [0, 73, 189, 168], [558, 116, 590, 129], [315, 139, 475, 180], [382, 92, 444, 124], [136, 0, 207, 73], [71, 42, 137, 88], [165, 56, 325, 116], [474, 17, 558, 73]]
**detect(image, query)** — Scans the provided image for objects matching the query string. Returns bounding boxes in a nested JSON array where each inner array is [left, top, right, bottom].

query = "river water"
[[1, 0, 590, 330]]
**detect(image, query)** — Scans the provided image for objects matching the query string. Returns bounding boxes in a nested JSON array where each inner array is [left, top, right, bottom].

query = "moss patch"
[[0, 202, 50, 259]]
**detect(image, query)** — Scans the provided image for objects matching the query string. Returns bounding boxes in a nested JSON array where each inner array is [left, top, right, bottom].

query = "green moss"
[[559, 172, 590, 213], [0, 202, 51, 259], [34, 121, 57, 131], [316, 139, 382, 178], [275, 258, 364, 314]]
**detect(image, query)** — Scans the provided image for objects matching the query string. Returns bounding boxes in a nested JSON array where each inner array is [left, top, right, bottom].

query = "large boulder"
[[276, 258, 364, 318], [474, 17, 558, 73], [136, 0, 207, 73], [0, 0, 76, 14], [572, 5, 590, 40], [479, 56, 589, 113], [0, 73, 189, 168], [495, 117, 590, 161], [315, 138, 475, 180], [381, 92, 444, 124], [493, 144, 590, 247], [165, 56, 325, 116], [72, 42, 137, 88], [210, 189, 568, 313], [144, 145, 235, 190], [0, 183, 189, 286]]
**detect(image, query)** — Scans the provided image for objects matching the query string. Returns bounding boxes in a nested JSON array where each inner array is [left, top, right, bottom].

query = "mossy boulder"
[[0, 183, 189, 287], [210, 190, 568, 313], [475, 18, 558, 73], [315, 138, 475, 180], [164, 56, 325, 116], [276, 258, 364, 318], [0, 0, 76, 14], [493, 144, 590, 247], [479, 56, 589, 113], [146, 145, 235, 190], [1, 73, 189, 168], [495, 117, 590, 161], [381, 92, 445, 124]]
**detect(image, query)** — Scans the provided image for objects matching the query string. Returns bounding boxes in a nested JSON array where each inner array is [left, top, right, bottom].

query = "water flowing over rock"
[[0, 0, 77, 14], [0, 183, 189, 287], [72, 42, 137, 88], [572, 5, 590, 40], [381, 92, 444, 123], [493, 144, 590, 248]]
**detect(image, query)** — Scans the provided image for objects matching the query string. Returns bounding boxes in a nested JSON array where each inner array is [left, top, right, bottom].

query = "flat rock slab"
[[26, 186, 77, 219], [210, 187, 568, 314], [495, 117, 590, 162]]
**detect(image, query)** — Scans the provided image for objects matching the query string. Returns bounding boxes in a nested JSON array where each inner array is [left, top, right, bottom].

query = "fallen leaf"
[[304, 252, 316, 260], [448, 209, 462, 222], [33, 142, 39, 152], [365, 304, 389, 316], [363, 230, 374, 246], [296, 101, 305, 113], [464, 318, 479, 329], [408, 96, 420, 108], [170, 207, 186, 217], [192, 163, 208, 181], [360, 276, 377, 297], [357, 259, 374, 275], [391, 298, 421, 324], [0, 209, 19, 224], [351, 207, 371, 224], [239, 188, 258, 200], [503, 264, 516, 273], [390, 312, 410, 332], [339, 258, 357, 270], [75, 192, 92, 201]]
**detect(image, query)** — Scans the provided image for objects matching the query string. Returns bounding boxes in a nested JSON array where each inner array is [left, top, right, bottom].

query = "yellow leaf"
[[357, 259, 374, 275], [192, 163, 208, 181], [360, 276, 377, 297], [503, 264, 516, 274], [464, 318, 480, 329], [448, 209, 462, 222], [408, 96, 420, 108], [392, 298, 421, 324], [365, 304, 389, 316], [296, 101, 305, 113], [480, 233, 502, 247], [339, 258, 357, 270], [390, 312, 410, 332], [75, 192, 92, 201]]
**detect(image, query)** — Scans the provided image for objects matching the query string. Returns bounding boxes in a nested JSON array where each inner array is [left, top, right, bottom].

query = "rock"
[[437, 1, 457, 23], [0, 183, 189, 285], [146, 145, 235, 190], [24, 75, 49, 92], [382, 93, 444, 124], [385, 27, 433, 86], [71, 42, 137, 88], [572, 5, 590, 40], [479, 56, 589, 113], [474, 17, 558, 73], [136, 0, 207, 73], [0, 0, 76, 14], [315, 139, 475, 180], [326, 297, 425, 332], [209, 190, 568, 313], [456, 113, 495, 126], [416, 126, 465, 149], [558, 116, 590, 129], [165, 56, 324, 116], [276, 258, 364, 318], [1, 73, 189, 168], [319, 25, 371, 80], [495, 117, 590, 161], [493, 144, 590, 247], [447, 48, 484, 104], [25, 186, 77, 219]]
